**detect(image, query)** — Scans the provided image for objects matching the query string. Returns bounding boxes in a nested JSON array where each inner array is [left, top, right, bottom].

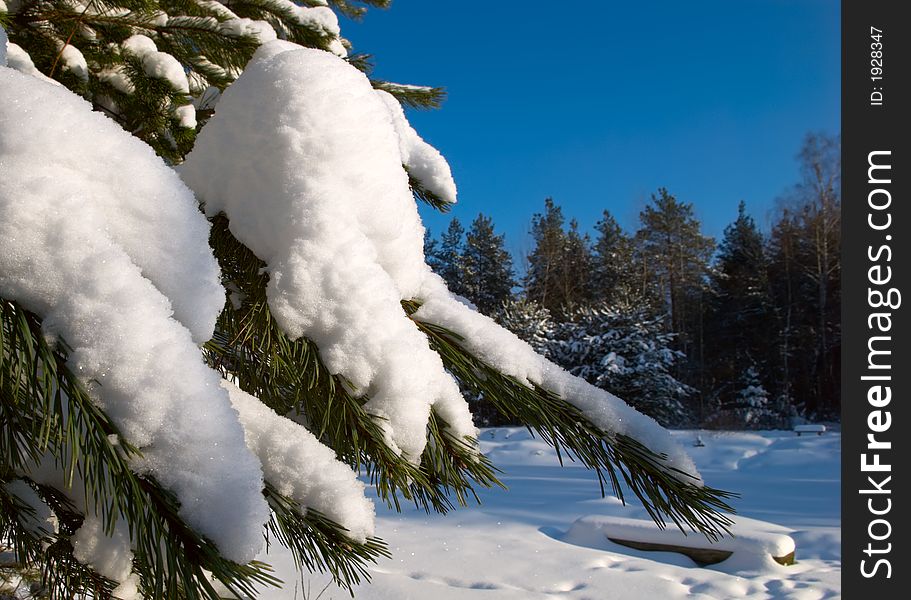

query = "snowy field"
[[259, 429, 841, 599]]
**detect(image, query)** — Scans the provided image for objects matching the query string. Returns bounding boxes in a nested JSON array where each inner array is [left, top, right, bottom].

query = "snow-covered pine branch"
[[2, 3, 734, 597]]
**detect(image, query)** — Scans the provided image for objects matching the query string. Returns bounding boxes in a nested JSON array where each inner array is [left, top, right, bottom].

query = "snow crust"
[[0, 67, 268, 563], [223, 381, 376, 541], [180, 45, 476, 461]]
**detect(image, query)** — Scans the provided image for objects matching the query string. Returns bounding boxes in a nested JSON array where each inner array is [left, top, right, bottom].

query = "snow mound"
[[565, 514, 795, 572], [180, 45, 476, 462], [0, 67, 268, 563]]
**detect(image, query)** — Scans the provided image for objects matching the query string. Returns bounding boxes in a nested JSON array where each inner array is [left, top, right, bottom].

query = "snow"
[[23, 455, 140, 599], [565, 514, 795, 567], [219, 18, 278, 44], [223, 380, 376, 542], [3, 42, 59, 85], [259, 429, 840, 599], [0, 67, 269, 563], [180, 46, 477, 462], [71, 516, 140, 599], [1, 26, 6, 66], [794, 424, 826, 434], [376, 89, 458, 205], [122, 35, 190, 93], [55, 42, 87, 80], [175, 103, 197, 128]]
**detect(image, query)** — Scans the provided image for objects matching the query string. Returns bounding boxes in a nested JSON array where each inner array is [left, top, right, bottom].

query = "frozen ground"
[[259, 429, 841, 599]]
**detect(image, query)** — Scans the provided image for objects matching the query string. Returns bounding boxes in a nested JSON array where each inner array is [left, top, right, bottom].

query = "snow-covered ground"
[[259, 429, 840, 599]]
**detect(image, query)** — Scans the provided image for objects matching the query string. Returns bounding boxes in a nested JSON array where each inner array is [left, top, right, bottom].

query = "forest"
[[425, 132, 841, 428]]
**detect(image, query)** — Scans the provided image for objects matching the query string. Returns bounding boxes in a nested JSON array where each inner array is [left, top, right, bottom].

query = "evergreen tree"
[[730, 365, 782, 430], [705, 202, 773, 411], [591, 210, 637, 306], [633, 188, 714, 412], [432, 217, 468, 297], [560, 219, 594, 312], [524, 198, 593, 318], [524, 198, 565, 315], [2, 7, 733, 599], [549, 304, 692, 427], [496, 298, 554, 358], [634, 188, 714, 344], [461, 214, 515, 316]]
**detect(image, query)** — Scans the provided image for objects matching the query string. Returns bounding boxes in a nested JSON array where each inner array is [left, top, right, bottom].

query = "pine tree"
[[2, 6, 734, 599], [495, 298, 554, 358], [524, 198, 565, 315], [431, 217, 468, 298], [591, 210, 637, 306], [705, 202, 773, 411], [633, 188, 714, 415], [731, 365, 782, 430], [549, 304, 692, 427], [461, 214, 515, 316], [524, 198, 593, 318], [634, 188, 714, 346]]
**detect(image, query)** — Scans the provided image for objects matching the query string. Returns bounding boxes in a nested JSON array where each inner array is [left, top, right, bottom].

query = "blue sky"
[[345, 0, 840, 256]]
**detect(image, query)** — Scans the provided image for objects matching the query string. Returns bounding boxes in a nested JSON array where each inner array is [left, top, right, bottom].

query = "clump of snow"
[[0, 68, 269, 562], [4, 42, 60, 85], [55, 41, 88, 80], [71, 516, 140, 599], [1, 25, 6, 66], [174, 103, 197, 128], [22, 455, 139, 598], [219, 18, 277, 44], [266, 1, 346, 56], [180, 45, 477, 461], [196, 0, 238, 19], [223, 381, 376, 541], [122, 34, 190, 93], [376, 90, 457, 205]]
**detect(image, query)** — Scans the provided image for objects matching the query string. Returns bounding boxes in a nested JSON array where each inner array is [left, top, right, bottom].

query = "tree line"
[[425, 133, 841, 428]]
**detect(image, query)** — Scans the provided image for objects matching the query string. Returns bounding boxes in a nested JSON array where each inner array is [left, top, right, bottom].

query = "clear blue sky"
[[345, 0, 840, 257]]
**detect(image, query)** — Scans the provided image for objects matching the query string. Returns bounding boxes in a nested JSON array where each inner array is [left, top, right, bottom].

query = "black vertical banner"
[[842, 1, 908, 596]]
